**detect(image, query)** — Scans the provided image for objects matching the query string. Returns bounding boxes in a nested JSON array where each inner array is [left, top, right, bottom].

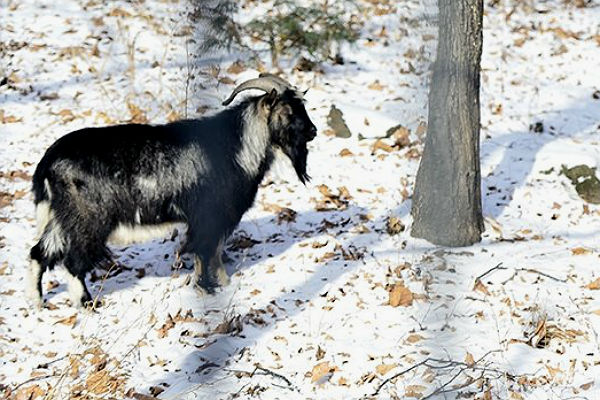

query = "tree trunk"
[[411, 0, 484, 247]]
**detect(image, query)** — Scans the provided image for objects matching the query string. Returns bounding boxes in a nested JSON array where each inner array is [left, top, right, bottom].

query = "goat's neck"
[[236, 103, 272, 179]]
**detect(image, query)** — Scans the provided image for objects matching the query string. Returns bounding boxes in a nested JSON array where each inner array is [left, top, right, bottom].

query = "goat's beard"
[[284, 143, 310, 184]]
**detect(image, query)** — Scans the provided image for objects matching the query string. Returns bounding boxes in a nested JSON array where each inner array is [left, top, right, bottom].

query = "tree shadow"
[[481, 96, 600, 219]]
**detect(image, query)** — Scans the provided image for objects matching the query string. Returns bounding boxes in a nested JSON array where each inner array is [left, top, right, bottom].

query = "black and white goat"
[[26, 74, 317, 308]]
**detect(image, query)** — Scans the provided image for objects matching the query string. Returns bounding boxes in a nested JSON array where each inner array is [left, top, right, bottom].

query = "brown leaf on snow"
[[339, 148, 354, 157], [388, 281, 414, 307], [371, 139, 394, 153], [167, 110, 180, 123], [108, 8, 132, 17], [128, 103, 148, 124], [473, 280, 491, 296], [0, 109, 23, 124], [0, 190, 27, 208], [585, 277, 600, 290], [57, 109, 76, 123], [465, 352, 475, 367], [367, 80, 385, 90], [85, 369, 124, 395], [310, 361, 336, 383], [528, 318, 547, 348], [14, 384, 45, 400], [0, 170, 31, 181], [375, 363, 397, 376], [54, 314, 77, 327], [213, 314, 243, 335], [315, 345, 326, 361], [157, 314, 176, 338], [227, 232, 260, 251], [386, 216, 405, 235], [315, 185, 352, 211], [405, 385, 426, 398], [545, 364, 563, 379], [572, 247, 592, 255], [405, 334, 424, 344]]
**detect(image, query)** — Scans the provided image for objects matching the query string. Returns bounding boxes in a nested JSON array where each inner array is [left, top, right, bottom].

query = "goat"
[[26, 73, 317, 308]]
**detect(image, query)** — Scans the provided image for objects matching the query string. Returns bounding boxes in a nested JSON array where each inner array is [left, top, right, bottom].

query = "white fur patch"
[[25, 259, 42, 309], [35, 201, 51, 237], [44, 178, 53, 200], [107, 223, 179, 245], [136, 176, 158, 192], [65, 271, 85, 307], [236, 103, 270, 177], [136, 146, 206, 197], [41, 219, 66, 255]]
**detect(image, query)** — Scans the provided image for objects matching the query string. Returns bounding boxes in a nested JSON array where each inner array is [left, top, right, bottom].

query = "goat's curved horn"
[[258, 72, 293, 89], [222, 77, 283, 106]]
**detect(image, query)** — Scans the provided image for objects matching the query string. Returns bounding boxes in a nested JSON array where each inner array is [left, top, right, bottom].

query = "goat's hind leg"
[[63, 256, 93, 308], [63, 244, 106, 308], [26, 242, 46, 309], [26, 234, 62, 309]]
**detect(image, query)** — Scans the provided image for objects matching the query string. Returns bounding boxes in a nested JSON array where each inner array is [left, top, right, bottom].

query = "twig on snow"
[[474, 262, 505, 283], [372, 350, 505, 397], [226, 364, 299, 392], [10, 373, 58, 392], [473, 262, 567, 285], [501, 268, 567, 284]]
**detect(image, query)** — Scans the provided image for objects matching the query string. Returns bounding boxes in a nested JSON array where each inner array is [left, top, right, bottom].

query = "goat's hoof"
[[194, 278, 217, 296], [83, 298, 103, 310]]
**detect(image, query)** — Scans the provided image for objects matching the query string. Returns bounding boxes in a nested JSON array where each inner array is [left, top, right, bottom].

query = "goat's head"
[[223, 73, 317, 184]]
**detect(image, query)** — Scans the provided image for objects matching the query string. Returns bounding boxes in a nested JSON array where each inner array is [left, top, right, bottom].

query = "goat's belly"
[[107, 223, 181, 245]]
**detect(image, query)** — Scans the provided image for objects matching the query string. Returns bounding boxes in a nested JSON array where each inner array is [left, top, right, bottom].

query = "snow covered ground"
[[1, 0, 600, 399]]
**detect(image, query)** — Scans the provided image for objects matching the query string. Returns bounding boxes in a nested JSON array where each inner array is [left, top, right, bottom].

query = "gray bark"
[[411, 0, 484, 246]]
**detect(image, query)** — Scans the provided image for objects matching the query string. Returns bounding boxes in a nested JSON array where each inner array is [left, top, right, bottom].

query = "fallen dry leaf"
[[405, 334, 424, 344], [405, 385, 426, 399], [389, 281, 414, 307], [585, 277, 600, 290], [55, 314, 77, 327], [339, 148, 354, 157], [465, 352, 475, 366], [375, 363, 397, 376], [311, 361, 335, 383], [367, 80, 385, 90], [386, 216, 405, 235], [128, 103, 148, 124], [473, 280, 491, 296], [14, 384, 45, 400], [572, 247, 591, 255]]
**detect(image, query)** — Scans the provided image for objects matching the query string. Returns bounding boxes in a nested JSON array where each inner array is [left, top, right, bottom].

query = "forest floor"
[[1, 0, 600, 399]]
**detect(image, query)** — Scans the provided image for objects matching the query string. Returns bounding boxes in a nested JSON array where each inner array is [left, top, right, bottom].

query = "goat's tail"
[[31, 154, 55, 236]]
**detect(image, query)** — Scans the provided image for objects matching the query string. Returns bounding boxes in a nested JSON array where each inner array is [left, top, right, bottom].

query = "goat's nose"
[[308, 126, 317, 141]]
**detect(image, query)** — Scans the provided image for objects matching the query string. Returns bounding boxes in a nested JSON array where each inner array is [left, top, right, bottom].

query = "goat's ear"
[[264, 89, 278, 108]]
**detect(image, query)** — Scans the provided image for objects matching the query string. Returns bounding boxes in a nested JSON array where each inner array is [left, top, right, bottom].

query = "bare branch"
[[474, 262, 505, 283]]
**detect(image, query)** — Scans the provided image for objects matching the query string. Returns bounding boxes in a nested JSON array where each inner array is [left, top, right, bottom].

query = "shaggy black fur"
[[29, 89, 316, 306]]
